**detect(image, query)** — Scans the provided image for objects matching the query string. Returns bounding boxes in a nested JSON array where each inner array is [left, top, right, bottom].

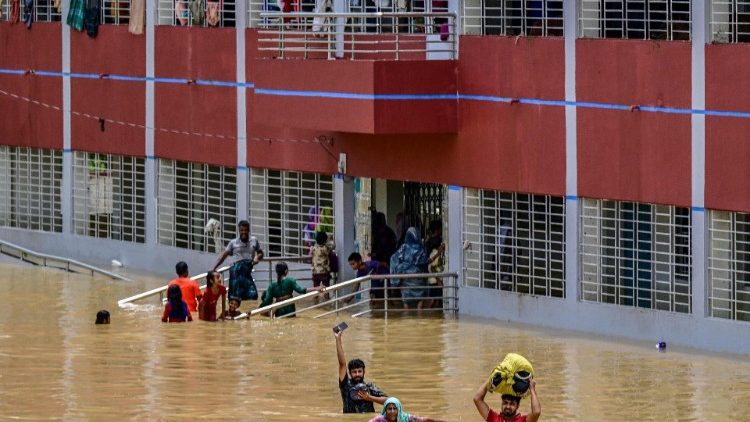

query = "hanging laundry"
[[67, 0, 86, 31], [128, 0, 145, 35], [21, 0, 32, 28], [84, 0, 100, 38], [9, 0, 20, 24], [188, 0, 205, 26], [53, 0, 62, 13], [0, 0, 4, 20]]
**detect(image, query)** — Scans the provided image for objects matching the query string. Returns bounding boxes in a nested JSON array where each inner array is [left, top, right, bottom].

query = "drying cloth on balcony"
[[84, 0, 100, 38], [21, 0, 32, 28], [67, 0, 86, 31], [9, 0, 20, 23], [128, 0, 144, 34]]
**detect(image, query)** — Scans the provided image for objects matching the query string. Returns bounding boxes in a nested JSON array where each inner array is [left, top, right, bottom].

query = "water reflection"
[[0, 264, 749, 420]]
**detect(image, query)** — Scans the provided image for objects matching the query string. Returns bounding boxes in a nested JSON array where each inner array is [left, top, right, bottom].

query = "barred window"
[[249, 168, 335, 257], [711, 1, 750, 43], [708, 210, 750, 322], [72, 152, 146, 243], [579, 198, 691, 313], [157, 159, 237, 253], [101, 0, 131, 24], [579, 0, 691, 40], [463, 0, 563, 36], [463, 188, 566, 297], [1, 0, 62, 22], [158, 0, 235, 27], [0, 146, 63, 232]]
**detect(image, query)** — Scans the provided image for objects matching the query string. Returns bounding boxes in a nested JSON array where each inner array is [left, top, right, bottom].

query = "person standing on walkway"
[[212, 220, 264, 301]]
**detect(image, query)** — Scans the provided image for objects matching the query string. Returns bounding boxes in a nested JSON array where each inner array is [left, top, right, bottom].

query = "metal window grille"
[[72, 152, 146, 243], [463, 188, 566, 297], [157, 159, 237, 253], [711, 1, 750, 43], [249, 168, 334, 257], [579, 198, 692, 313], [578, 0, 691, 40], [0, 146, 63, 232], [708, 210, 750, 322], [158, 0, 236, 26], [463, 0, 564, 36], [354, 177, 372, 258], [1, 0, 62, 22], [101, 0, 130, 24], [249, 0, 316, 27]]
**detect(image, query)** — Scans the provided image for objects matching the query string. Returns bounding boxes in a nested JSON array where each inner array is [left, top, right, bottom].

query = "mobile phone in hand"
[[333, 321, 348, 334]]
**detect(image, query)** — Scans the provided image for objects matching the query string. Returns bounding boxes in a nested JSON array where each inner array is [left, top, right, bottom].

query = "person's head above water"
[[228, 296, 241, 311], [95, 309, 110, 325], [500, 394, 521, 419], [167, 284, 183, 304], [238, 220, 250, 242], [381, 397, 408, 422], [275, 262, 289, 283], [175, 261, 188, 277], [347, 358, 366, 383]]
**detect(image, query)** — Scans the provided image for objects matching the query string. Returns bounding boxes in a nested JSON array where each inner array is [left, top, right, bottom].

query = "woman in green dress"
[[258, 262, 324, 318]]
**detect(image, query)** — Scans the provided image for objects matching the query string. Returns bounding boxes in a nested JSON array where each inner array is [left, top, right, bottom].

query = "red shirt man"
[[473, 378, 540, 422], [167, 261, 202, 313]]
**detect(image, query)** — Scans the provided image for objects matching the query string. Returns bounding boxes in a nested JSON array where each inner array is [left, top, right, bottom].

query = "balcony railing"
[[257, 11, 457, 59]]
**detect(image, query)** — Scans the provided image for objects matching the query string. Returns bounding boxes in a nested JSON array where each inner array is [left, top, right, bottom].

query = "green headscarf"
[[381, 397, 411, 422]]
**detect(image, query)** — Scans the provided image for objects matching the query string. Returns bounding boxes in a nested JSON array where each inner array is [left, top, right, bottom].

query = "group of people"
[[336, 329, 541, 422]]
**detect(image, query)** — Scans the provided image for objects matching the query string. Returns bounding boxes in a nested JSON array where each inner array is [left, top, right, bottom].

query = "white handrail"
[[234, 272, 458, 319], [0, 239, 132, 282]]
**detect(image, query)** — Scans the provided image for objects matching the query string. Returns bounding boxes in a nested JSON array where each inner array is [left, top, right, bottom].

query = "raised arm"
[[526, 377, 541, 422], [212, 250, 231, 271], [473, 381, 491, 421], [335, 331, 347, 382]]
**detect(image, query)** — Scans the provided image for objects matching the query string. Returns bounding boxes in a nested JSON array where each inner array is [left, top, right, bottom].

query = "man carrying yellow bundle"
[[473, 378, 540, 422], [473, 353, 541, 422]]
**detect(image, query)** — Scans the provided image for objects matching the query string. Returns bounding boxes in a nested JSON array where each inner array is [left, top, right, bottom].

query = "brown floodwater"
[[1, 262, 749, 421]]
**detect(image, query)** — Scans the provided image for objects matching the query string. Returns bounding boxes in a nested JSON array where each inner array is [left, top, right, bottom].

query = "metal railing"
[[257, 12, 458, 59], [117, 255, 311, 306], [0, 239, 132, 282], [578, 0, 691, 41], [463, 0, 564, 36], [234, 271, 459, 319]]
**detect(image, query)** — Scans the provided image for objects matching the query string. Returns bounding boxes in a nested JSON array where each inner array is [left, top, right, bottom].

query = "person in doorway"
[[473, 377, 540, 422], [199, 270, 227, 321], [334, 329, 387, 413], [212, 220, 264, 302], [257, 262, 324, 318], [371, 211, 398, 264], [168, 261, 202, 313], [423, 220, 445, 309], [348, 252, 389, 305], [310, 231, 334, 304], [368, 397, 447, 422], [389, 227, 428, 309], [220, 296, 243, 320], [95, 309, 110, 324], [162, 284, 193, 323]]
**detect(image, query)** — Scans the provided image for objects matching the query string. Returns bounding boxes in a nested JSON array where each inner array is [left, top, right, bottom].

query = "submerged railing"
[[257, 12, 458, 59], [234, 271, 459, 319], [0, 239, 132, 282], [117, 255, 311, 306]]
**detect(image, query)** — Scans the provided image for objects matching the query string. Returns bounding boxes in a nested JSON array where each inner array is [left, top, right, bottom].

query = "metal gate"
[[403, 182, 444, 240]]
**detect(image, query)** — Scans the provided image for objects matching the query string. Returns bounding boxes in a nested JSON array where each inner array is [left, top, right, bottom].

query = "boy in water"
[[221, 296, 243, 320]]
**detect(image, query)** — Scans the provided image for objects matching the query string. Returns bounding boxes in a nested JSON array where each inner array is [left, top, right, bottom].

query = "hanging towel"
[[84, 0, 100, 38], [188, 0, 205, 26], [128, 0, 145, 34], [67, 0, 86, 31], [9, 0, 20, 23], [22, 0, 32, 28]]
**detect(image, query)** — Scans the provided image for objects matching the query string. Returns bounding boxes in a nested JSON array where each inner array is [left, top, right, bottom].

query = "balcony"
[[251, 12, 458, 134]]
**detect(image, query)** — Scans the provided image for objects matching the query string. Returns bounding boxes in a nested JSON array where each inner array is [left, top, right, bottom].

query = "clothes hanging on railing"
[[9, 0, 20, 24], [66, 0, 86, 31], [128, 0, 144, 34], [84, 0, 101, 38], [189, 0, 205, 26], [21, 0, 33, 28]]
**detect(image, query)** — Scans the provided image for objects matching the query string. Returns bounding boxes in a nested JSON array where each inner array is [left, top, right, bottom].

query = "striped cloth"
[[66, 0, 85, 31]]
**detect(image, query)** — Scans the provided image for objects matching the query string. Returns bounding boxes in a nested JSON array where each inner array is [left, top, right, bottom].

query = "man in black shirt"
[[334, 330, 387, 413]]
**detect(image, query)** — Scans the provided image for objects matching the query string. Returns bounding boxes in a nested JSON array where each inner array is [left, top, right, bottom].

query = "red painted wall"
[[454, 36, 566, 196], [71, 26, 145, 157], [577, 39, 692, 207], [706, 44, 750, 213], [0, 23, 62, 150], [155, 27, 236, 167]]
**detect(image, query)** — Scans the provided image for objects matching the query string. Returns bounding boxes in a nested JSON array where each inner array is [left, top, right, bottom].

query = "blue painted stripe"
[[448, 185, 460, 191], [5, 66, 750, 119], [237, 165, 248, 171], [692, 206, 705, 212], [565, 195, 578, 201]]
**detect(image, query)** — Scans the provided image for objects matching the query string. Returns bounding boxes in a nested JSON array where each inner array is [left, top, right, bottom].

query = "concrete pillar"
[[61, 0, 72, 235], [145, 0, 158, 245], [334, 174, 356, 282], [564, 0, 579, 302], [447, 185, 462, 310], [236, 0, 249, 222]]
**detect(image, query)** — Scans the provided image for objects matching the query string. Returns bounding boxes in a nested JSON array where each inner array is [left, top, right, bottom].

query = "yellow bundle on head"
[[487, 353, 534, 397]]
